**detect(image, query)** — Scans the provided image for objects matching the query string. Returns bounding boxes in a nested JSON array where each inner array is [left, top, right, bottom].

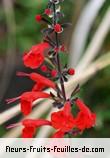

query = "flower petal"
[[22, 127, 35, 138], [52, 130, 65, 138], [22, 119, 52, 127], [21, 100, 32, 115], [23, 42, 50, 69]]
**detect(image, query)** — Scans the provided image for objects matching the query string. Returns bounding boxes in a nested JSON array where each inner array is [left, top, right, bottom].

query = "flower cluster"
[[6, 0, 96, 138]]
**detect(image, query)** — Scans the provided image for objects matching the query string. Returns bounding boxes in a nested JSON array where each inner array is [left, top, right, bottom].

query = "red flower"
[[54, 24, 62, 33], [17, 72, 56, 91], [75, 99, 96, 131], [22, 119, 51, 138], [20, 92, 50, 115], [6, 91, 50, 115], [35, 14, 42, 22], [23, 42, 50, 69], [51, 101, 75, 132]]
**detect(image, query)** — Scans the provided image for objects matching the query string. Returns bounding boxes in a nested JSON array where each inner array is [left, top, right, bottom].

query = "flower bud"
[[68, 68, 75, 75], [51, 69, 58, 77], [54, 24, 62, 33], [35, 14, 42, 22]]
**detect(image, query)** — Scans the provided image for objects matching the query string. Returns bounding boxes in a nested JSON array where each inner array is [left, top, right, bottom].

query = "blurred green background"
[[0, 0, 110, 137]]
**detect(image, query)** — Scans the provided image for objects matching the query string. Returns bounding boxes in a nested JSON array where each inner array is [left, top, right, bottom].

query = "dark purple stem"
[[53, 3, 66, 101]]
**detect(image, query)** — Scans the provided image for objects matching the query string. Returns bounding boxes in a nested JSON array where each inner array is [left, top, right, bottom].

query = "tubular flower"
[[23, 42, 50, 69], [75, 99, 96, 131], [17, 72, 56, 91], [6, 92, 50, 115], [51, 101, 75, 132], [21, 102, 74, 138], [22, 119, 51, 138]]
